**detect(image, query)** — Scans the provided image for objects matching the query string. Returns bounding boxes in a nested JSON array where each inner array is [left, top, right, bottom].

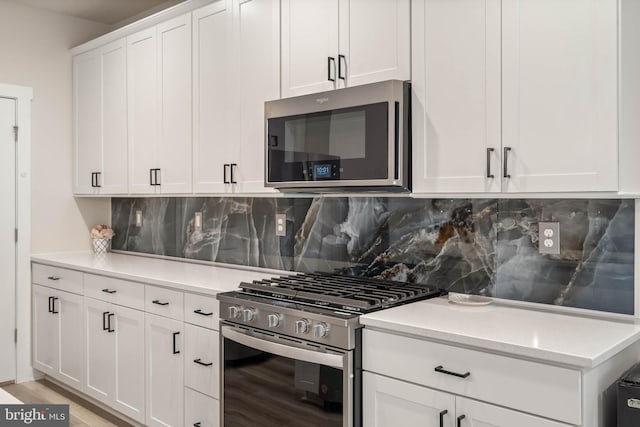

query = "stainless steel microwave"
[[264, 80, 410, 192]]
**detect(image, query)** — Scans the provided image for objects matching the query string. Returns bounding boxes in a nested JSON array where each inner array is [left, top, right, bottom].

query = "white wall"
[[0, 1, 111, 253]]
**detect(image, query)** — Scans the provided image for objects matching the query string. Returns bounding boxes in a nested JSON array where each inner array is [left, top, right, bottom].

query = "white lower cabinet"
[[364, 372, 568, 427], [184, 324, 219, 399], [146, 313, 185, 427], [84, 297, 145, 423], [185, 387, 219, 427], [32, 284, 84, 390]]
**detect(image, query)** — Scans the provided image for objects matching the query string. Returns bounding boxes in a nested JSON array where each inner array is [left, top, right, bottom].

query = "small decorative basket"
[[92, 238, 110, 255]]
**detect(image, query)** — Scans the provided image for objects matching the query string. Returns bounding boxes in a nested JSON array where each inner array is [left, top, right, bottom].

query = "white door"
[[184, 324, 219, 398], [157, 13, 193, 194], [501, 0, 618, 192], [363, 372, 454, 427], [145, 313, 184, 427], [338, 0, 410, 88], [412, 0, 501, 194], [456, 397, 568, 427], [192, 0, 237, 194], [84, 297, 114, 403], [281, 0, 339, 97], [0, 97, 15, 383], [32, 285, 57, 377], [235, 0, 280, 193], [57, 291, 84, 389]]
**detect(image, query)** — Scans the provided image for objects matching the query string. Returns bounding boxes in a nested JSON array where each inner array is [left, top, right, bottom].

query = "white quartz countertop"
[[31, 251, 286, 296], [360, 296, 640, 368]]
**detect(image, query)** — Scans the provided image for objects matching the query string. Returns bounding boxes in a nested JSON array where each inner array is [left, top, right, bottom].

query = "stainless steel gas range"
[[217, 273, 445, 427]]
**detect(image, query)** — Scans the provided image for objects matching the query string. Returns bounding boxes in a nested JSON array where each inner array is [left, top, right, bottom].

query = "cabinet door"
[[32, 285, 58, 376], [234, 0, 279, 193], [73, 50, 102, 195], [281, 0, 339, 97], [184, 324, 219, 398], [192, 0, 237, 194], [412, 0, 501, 193], [338, 0, 410, 88], [146, 313, 184, 427], [100, 39, 128, 195], [501, 0, 618, 192], [57, 290, 84, 389], [456, 397, 569, 427], [364, 372, 454, 427], [128, 27, 159, 195], [185, 387, 219, 427], [157, 13, 193, 194], [113, 305, 145, 424], [84, 297, 114, 404]]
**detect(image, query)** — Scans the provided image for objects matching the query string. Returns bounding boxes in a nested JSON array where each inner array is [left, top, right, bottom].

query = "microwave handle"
[[221, 325, 344, 369]]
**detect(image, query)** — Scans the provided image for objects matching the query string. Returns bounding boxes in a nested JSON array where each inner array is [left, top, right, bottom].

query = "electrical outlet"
[[135, 210, 143, 227], [194, 212, 203, 232], [275, 214, 286, 236], [539, 222, 560, 255]]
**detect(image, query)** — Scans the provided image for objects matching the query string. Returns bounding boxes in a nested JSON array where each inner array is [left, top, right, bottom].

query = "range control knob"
[[242, 308, 256, 322], [228, 305, 242, 319], [313, 322, 330, 338], [267, 313, 282, 328], [295, 319, 310, 334]]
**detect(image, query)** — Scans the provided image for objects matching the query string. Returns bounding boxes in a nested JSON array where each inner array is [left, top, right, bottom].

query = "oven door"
[[221, 324, 355, 427]]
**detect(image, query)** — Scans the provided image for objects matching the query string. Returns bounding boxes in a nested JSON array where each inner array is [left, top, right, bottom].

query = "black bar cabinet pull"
[[172, 332, 180, 354], [103, 311, 109, 331], [193, 358, 213, 367], [48, 296, 53, 313], [434, 365, 470, 379], [223, 164, 230, 184], [152, 299, 169, 306], [149, 168, 154, 186], [107, 313, 115, 332], [338, 54, 346, 80], [439, 410, 448, 427], [102, 288, 116, 294], [47, 276, 60, 281], [457, 414, 466, 427], [51, 297, 59, 314], [230, 163, 237, 184], [486, 148, 495, 178], [91, 172, 96, 188], [95, 172, 101, 188], [194, 423, 201, 427], [194, 309, 213, 316], [154, 168, 160, 186], [327, 56, 336, 82], [503, 146, 512, 178]]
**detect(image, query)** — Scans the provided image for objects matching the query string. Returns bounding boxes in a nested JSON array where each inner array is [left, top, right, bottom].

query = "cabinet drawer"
[[185, 387, 219, 427], [184, 293, 219, 330], [363, 329, 581, 425], [184, 324, 219, 398], [145, 285, 184, 320], [84, 274, 144, 310], [32, 264, 83, 294]]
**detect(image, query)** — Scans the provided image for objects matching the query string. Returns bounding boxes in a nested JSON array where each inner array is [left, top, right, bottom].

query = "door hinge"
[[14, 228, 17, 243], [13, 126, 18, 143], [14, 328, 17, 343]]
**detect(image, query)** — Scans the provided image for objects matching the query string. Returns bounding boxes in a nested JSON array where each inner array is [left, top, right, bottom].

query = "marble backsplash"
[[111, 197, 635, 315]]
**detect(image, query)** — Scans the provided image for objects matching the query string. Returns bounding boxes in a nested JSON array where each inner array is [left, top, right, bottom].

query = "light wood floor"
[[2, 379, 135, 427]]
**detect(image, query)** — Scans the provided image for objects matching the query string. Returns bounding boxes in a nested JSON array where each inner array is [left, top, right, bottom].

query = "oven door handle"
[[221, 326, 345, 369]]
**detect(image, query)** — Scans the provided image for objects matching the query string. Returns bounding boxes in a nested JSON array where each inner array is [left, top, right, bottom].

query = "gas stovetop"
[[217, 273, 445, 350]]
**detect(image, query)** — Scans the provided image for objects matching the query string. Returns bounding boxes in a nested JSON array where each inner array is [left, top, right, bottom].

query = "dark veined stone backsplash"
[[111, 197, 635, 315]]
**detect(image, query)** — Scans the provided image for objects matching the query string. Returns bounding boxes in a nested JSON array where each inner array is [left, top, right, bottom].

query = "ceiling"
[[4, 0, 185, 25]]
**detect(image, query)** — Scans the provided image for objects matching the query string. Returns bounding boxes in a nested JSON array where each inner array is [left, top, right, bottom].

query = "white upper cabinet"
[[501, 0, 618, 193], [281, 0, 410, 97], [73, 39, 128, 195], [412, 0, 619, 194], [193, 0, 279, 194], [128, 14, 192, 195]]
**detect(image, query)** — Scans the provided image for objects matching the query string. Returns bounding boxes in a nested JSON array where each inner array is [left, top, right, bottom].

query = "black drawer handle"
[[457, 414, 466, 427], [152, 300, 169, 306], [194, 423, 201, 427], [172, 332, 180, 354], [103, 311, 109, 331], [223, 164, 230, 184], [101, 288, 117, 294], [193, 358, 213, 367], [434, 365, 470, 379], [439, 410, 448, 427], [47, 276, 60, 281], [194, 309, 213, 317]]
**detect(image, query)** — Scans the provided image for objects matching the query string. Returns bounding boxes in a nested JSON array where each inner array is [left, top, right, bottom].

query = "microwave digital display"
[[314, 164, 332, 179]]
